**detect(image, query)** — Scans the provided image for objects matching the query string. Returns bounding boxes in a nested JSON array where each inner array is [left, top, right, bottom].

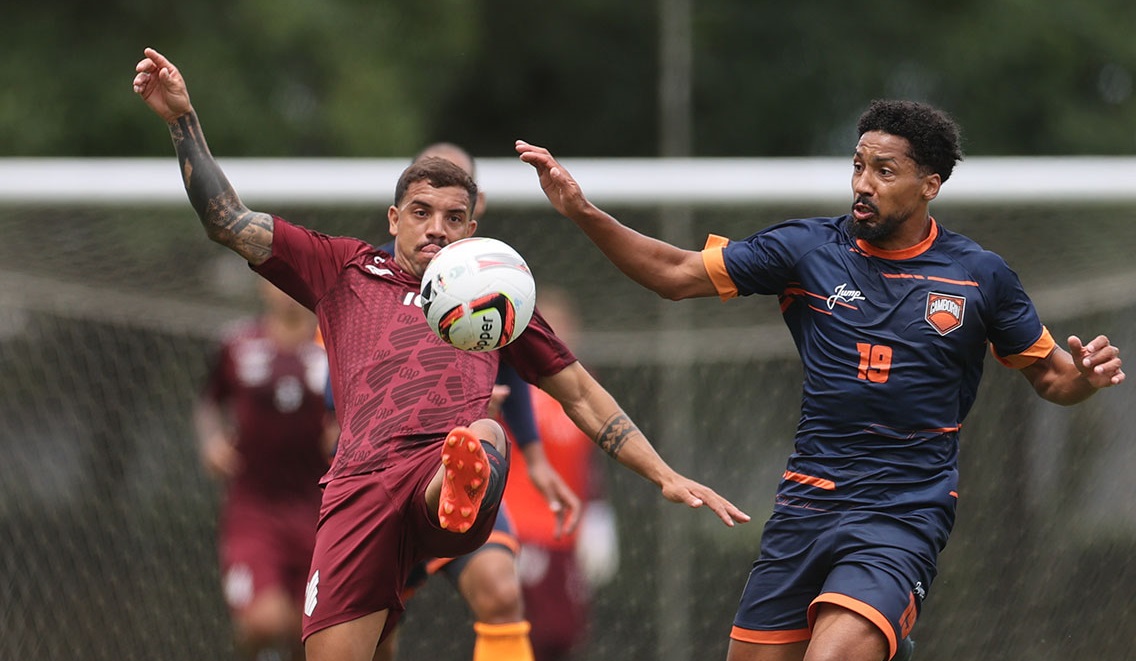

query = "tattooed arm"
[[133, 48, 273, 265], [538, 362, 750, 527]]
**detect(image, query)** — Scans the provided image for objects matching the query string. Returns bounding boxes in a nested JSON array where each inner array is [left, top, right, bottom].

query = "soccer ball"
[[420, 237, 536, 352]]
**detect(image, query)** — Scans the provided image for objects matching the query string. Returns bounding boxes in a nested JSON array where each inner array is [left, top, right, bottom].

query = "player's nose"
[[424, 212, 448, 236]]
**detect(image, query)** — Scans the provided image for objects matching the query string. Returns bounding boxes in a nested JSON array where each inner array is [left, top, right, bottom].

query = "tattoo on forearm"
[[170, 112, 272, 262], [595, 412, 636, 458]]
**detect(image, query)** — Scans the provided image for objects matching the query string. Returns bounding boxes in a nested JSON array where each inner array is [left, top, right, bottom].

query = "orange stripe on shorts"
[[729, 625, 811, 645], [782, 470, 836, 491]]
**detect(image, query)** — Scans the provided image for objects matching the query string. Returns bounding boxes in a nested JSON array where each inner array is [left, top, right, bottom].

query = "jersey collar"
[[855, 217, 939, 260]]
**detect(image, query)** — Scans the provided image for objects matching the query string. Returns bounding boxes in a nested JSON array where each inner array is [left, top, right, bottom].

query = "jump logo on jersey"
[[925, 292, 966, 335], [826, 283, 866, 309]]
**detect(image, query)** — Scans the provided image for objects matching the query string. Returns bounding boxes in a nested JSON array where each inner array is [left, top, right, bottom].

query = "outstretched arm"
[[133, 47, 274, 265], [1020, 334, 1124, 404], [538, 362, 750, 527], [516, 140, 716, 301]]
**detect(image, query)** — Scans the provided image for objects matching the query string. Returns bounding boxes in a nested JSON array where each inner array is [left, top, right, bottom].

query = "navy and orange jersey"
[[254, 218, 576, 484], [702, 216, 1054, 514]]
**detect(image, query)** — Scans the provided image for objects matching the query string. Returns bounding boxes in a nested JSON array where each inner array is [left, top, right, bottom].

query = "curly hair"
[[394, 156, 478, 210], [857, 99, 964, 182]]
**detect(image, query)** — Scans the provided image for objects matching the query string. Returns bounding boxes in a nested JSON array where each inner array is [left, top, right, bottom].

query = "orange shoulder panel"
[[701, 234, 737, 301], [991, 326, 1056, 369]]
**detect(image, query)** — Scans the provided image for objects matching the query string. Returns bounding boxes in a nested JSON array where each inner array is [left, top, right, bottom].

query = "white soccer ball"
[[420, 237, 536, 352]]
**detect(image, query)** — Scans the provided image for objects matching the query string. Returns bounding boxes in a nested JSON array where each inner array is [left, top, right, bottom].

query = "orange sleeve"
[[701, 234, 738, 301], [991, 326, 1056, 369]]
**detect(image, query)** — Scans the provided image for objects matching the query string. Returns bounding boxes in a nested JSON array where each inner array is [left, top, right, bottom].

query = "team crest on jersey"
[[925, 292, 965, 336]]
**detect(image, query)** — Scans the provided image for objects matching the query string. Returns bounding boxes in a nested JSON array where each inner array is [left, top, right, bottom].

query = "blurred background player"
[[357, 142, 582, 661], [195, 279, 335, 661], [504, 286, 620, 661]]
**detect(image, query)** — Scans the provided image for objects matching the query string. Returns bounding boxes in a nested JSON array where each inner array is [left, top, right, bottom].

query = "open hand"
[[660, 476, 751, 528], [515, 140, 591, 219], [133, 47, 193, 122]]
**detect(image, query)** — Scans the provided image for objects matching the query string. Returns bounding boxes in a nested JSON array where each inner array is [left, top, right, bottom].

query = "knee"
[[460, 552, 525, 622], [468, 418, 507, 455], [468, 576, 524, 622]]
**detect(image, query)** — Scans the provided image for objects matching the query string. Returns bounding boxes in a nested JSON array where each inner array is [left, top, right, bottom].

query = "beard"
[[847, 197, 913, 243], [848, 213, 905, 242]]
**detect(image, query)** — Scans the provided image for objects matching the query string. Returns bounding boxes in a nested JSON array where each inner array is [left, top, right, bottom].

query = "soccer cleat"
[[438, 427, 492, 533], [892, 637, 915, 661]]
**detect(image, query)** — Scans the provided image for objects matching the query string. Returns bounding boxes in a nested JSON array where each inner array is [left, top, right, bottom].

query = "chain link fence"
[[1, 184, 1134, 660]]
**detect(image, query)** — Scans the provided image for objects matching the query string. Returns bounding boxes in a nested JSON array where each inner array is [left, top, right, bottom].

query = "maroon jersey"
[[203, 320, 330, 502], [254, 218, 576, 483]]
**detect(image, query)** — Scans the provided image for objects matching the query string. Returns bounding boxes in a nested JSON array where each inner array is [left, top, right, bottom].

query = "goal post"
[[3, 156, 1136, 206]]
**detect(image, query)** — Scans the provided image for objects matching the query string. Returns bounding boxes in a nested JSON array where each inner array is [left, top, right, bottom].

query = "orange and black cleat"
[[438, 427, 492, 533]]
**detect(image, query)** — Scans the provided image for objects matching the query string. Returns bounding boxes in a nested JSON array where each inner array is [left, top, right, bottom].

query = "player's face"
[[850, 131, 940, 249], [389, 180, 477, 278]]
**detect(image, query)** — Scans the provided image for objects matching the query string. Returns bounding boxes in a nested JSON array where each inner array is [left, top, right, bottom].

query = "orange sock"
[[471, 621, 534, 661]]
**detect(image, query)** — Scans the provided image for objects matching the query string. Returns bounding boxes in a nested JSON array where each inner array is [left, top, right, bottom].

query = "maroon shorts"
[[219, 496, 319, 614], [301, 442, 502, 642]]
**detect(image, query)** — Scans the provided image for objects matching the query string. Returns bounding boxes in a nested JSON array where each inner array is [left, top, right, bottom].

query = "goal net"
[[2, 157, 1134, 660]]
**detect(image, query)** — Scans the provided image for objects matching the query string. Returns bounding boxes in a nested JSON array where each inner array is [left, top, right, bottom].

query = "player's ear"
[[922, 173, 941, 202], [466, 218, 478, 237], [387, 205, 399, 236]]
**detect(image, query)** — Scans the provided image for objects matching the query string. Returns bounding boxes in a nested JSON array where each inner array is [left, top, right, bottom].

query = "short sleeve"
[[981, 254, 1051, 369], [991, 327, 1055, 368], [252, 217, 371, 310], [718, 219, 824, 297], [701, 235, 737, 301], [501, 307, 577, 384]]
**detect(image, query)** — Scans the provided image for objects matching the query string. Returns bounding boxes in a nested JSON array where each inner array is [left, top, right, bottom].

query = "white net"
[[2, 158, 1135, 660]]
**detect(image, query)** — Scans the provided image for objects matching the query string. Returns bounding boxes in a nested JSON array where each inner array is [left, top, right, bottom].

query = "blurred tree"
[[0, 0, 1133, 157], [934, 1, 1136, 155], [430, 0, 659, 158], [693, 0, 1136, 156], [0, 0, 478, 157]]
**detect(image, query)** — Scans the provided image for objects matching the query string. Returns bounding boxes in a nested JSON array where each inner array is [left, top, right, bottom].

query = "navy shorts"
[[731, 507, 949, 657]]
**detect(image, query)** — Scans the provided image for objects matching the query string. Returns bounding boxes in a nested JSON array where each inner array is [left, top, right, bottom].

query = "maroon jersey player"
[[135, 47, 750, 661]]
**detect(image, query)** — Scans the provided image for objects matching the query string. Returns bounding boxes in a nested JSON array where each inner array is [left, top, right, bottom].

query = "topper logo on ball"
[[420, 238, 536, 352]]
